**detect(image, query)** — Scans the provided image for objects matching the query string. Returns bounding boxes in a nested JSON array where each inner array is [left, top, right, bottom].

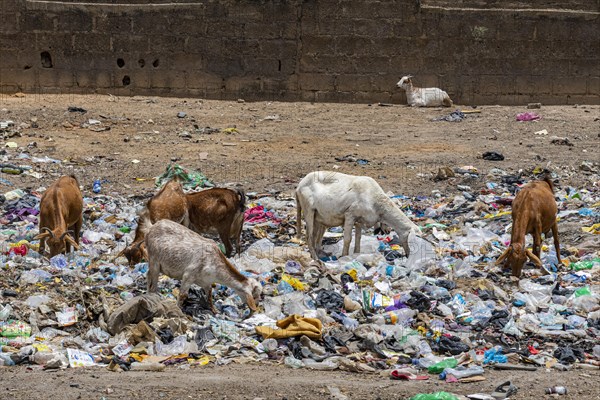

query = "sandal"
[[492, 381, 518, 399]]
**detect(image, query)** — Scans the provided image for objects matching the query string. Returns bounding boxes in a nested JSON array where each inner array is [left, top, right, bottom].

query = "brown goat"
[[116, 180, 188, 266], [34, 175, 83, 257], [186, 188, 246, 257], [496, 177, 561, 276], [116, 183, 246, 265]]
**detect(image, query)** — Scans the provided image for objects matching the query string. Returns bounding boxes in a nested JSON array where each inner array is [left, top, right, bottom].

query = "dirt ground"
[[0, 364, 598, 399], [1, 94, 598, 197], [1, 94, 599, 399]]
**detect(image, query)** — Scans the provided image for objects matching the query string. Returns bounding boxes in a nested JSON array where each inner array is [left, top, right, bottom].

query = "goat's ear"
[[526, 249, 542, 266], [245, 293, 257, 311], [495, 247, 510, 265], [33, 232, 51, 240]]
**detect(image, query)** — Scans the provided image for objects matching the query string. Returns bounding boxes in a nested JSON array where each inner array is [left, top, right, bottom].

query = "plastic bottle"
[[428, 358, 458, 374], [284, 356, 304, 369], [545, 386, 567, 395], [574, 286, 592, 297], [441, 365, 484, 379], [92, 179, 102, 194], [409, 391, 459, 400], [371, 308, 416, 325], [570, 258, 600, 271]]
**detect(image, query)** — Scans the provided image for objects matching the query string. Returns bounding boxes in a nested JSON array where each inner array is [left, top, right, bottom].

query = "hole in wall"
[[24, 65, 32, 70], [40, 51, 53, 68], [278, 60, 281, 72], [138, 59, 145, 68], [152, 59, 160, 68], [117, 58, 125, 68], [122, 75, 131, 86]]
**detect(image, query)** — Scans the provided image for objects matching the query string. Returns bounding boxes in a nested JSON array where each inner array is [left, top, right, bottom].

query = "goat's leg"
[[304, 209, 318, 259], [532, 229, 542, 259], [551, 222, 562, 265], [201, 284, 216, 314], [353, 223, 362, 254], [342, 218, 355, 256], [313, 222, 326, 258], [73, 217, 82, 245], [177, 272, 193, 308], [146, 260, 160, 293], [218, 228, 234, 257]]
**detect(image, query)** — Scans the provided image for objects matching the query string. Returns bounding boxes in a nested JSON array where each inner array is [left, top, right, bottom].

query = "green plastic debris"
[[427, 358, 458, 374], [410, 392, 459, 400], [570, 258, 600, 271], [119, 226, 131, 234], [155, 164, 213, 191], [575, 286, 592, 297]]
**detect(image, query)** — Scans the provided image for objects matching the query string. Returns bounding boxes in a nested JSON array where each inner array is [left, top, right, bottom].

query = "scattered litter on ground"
[[0, 149, 598, 400]]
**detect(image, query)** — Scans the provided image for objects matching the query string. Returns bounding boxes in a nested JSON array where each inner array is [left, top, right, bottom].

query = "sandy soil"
[[1, 94, 599, 399], [1, 94, 598, 198]]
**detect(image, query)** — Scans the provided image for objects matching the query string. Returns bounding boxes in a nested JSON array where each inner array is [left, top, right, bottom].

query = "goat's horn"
[[42, 227, 55, 238], [64, 235, 80, 251], [495, 247, 510, 265], [526, 249, 543, 266], [60, 230, 75, 240]]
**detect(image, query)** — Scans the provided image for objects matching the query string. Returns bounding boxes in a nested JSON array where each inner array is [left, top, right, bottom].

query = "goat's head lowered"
[[34, 227, 80, 257], [496, 242, 542, 277]]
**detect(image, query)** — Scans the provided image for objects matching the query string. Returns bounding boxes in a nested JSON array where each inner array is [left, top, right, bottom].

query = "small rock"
[[527, 103, 542, 109], [177, 112, 186, 118]]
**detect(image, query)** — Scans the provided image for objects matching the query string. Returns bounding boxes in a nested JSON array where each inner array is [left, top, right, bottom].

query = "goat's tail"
[[236, 188, 246, 213], [295, 191, 302, 239], [543, 175, 555, 193]]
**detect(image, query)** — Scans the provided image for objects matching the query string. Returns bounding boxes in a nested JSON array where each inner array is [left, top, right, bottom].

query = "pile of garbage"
[[1, 164, 599, 393]]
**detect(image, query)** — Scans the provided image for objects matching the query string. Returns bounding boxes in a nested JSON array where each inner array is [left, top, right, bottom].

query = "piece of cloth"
[[244, 205, 281, 224], [255, 314, 322, 340], [390, 370, 429, 380], [106, 293, 186, 335], [516, 112, 540, 121]]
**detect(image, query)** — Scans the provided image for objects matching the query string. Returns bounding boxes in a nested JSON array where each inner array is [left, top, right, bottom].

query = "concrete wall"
[[0, 0, 598, 104]]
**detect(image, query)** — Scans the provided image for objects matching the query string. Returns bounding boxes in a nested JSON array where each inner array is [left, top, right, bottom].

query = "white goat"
[[397, 75, 453, 107], [295, 171, 422, 260]]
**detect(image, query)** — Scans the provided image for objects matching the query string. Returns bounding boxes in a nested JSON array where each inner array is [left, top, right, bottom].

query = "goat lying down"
[[34, 175, 83, 257], [296, 171, 422, 260], [144, 219, 261, 311], [496, 177, 561, 276], [397, 75, 453, 107]]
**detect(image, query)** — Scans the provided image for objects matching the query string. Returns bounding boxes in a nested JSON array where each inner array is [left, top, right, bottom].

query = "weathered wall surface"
[[0, 0, 598, 104]]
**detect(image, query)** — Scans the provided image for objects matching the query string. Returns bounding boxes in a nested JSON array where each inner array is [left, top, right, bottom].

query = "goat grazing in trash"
[[144, 219, 261, 311], [185, 188, 246, 257], [34, 175, 83, 257], [496, 177, 561, 276], [115, 179, 188, 266], [296, 171, 422, 260], [116, 183, 246, 265], [397, 75, 453, 107]]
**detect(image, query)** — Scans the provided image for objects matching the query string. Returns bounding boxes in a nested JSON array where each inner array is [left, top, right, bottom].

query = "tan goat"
[[496, 177, 561, 276], [34, 175, 83, 257]]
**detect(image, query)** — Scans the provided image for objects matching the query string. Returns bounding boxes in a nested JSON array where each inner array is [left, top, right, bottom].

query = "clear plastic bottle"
[[371, 308, 416, 325], [442, 365, 484, 379]]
